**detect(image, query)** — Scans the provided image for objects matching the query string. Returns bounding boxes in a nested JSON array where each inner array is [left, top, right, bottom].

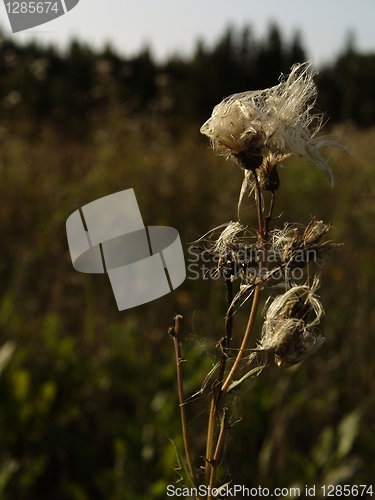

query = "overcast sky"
[[1, 0, 375, 66]]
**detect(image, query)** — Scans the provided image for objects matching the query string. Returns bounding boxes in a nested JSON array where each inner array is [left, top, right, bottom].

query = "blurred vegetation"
[[2, 22, 375, 132], [0, 22, 375, 500]]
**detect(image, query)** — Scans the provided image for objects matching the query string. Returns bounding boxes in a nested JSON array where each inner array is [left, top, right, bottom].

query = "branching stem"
[[204, 279, 233, 486], [207, 408, 228, 495], [221, 170, 267, 395], [205, 169, 273, 495], [220, 283, 262, 395]]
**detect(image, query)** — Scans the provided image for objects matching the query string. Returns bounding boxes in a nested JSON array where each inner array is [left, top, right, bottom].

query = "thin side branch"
[[169, 315, 198, 487]]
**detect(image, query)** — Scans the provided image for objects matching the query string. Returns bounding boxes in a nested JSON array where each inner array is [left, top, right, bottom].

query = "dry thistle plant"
[[168, 61, 343, 499]]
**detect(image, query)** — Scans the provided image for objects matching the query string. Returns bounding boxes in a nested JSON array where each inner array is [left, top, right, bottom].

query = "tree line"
[[1, 23, 374, 133]]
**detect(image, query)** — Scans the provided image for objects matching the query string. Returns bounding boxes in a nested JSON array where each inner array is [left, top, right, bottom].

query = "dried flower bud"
[[257, 152, 283, 191]]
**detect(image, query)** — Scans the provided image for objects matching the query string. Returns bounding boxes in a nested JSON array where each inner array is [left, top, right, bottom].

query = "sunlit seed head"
[[302, 218, 329, 245], [200, 61, 345, 185], [256, 278, 325, 367], [270, 219, 337, 267]]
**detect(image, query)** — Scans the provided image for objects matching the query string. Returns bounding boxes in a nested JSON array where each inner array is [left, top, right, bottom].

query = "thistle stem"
[[265, 190, 275, 241], [221, 169, 266, 395], [220, 284, 262, 395], [169, 315, 198, 487], [204, 279, 233, 486], [254, 171, 266, 242], [205, 170, 273, 495], [207, 408, 228, 498]]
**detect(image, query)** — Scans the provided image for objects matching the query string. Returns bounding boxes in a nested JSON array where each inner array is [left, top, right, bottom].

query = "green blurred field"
[[1, 110, 375, 499]]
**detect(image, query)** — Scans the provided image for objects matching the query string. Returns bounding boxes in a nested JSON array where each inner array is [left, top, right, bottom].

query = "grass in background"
[[0, 113, 374, 499]]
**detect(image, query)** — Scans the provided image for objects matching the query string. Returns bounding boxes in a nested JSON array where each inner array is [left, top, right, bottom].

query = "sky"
[[1, 0, 375, 67]]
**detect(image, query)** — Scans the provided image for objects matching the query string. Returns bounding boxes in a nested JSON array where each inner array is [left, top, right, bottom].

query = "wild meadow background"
[[1, 24, 375, 499]]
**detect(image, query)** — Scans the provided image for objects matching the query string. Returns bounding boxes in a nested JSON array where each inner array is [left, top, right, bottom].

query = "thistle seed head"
[[303, 218, 330, 245], [271, 218, 337, 268], [200, 61, 345, 186], [256, 279, 325, 367], [194, 222, 259, 281], [211, 221, 248, 254]]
